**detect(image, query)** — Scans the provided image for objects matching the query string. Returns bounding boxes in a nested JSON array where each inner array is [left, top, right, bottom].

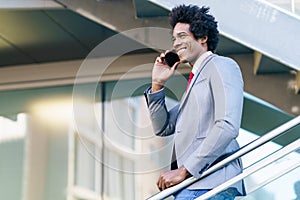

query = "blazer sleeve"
[[183, 57, 244, 178], [144, 87, 179, 137]]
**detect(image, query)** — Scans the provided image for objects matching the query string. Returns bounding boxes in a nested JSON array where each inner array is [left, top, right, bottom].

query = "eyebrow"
[[173, 31, 188, 36]]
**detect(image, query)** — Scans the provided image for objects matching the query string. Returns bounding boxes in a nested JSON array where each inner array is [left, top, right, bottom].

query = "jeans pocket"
[[208, 188, 238, 200]]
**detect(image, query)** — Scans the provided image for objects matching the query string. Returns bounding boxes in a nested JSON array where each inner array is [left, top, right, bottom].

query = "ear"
[[198, 35, 208, 44]]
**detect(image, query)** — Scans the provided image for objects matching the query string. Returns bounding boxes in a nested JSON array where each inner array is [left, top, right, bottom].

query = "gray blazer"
[[145, 54, 246, 195]]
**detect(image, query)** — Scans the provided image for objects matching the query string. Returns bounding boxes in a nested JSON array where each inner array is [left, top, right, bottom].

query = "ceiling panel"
[[134, 0, 169, 18], [256, 55, 291, 74], [0, 8, 123, 67], [217, 35, 253, 55], [44, 9, 118, 50], [0, 9, 90, 62], [0, 37, 35, 65], [0, 8, 156, 67]]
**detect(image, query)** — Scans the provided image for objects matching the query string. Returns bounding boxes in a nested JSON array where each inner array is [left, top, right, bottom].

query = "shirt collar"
[[191, 51, 213, 74]]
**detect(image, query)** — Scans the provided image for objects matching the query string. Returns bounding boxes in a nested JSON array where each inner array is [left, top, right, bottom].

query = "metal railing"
[[146, 115, 300, 200], [265, 0, 299, 15], [197, 138, 300, 199]]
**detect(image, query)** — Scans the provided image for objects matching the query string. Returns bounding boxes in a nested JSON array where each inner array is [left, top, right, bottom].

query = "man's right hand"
[[157, 165, 190, 191], [151, 52, 180, 92]]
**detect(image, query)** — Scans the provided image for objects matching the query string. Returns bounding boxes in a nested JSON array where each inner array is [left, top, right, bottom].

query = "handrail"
[[196, 138, 300, 199], [146, 115, 300, 200]]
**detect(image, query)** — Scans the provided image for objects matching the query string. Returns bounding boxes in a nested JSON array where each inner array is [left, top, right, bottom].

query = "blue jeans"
[[174, 187, 238, 200]]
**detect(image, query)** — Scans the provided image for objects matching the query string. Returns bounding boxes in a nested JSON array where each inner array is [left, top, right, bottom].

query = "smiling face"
[[172, 23, 208, 65]]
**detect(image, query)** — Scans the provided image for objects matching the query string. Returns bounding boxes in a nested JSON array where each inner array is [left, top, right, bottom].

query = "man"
[[144, 4, 246, 199]]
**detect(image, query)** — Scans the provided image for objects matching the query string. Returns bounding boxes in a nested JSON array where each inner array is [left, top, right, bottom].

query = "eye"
[[179, 34, 188, 39]]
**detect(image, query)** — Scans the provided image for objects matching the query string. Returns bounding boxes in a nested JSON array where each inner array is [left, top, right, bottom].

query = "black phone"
[[164, 50, 180, 67]]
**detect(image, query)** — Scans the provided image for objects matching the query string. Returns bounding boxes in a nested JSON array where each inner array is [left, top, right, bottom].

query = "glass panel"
[[0, 114, 26, 142], [237, 129, 282, 169], [0, 84, 101, 200], [240, 150, 300, 200], [75, 135, 96, 191], [104, 79, 180, 199], [105, 98, 136, 150], [297, 2, 300, 14], [103, 149, 135, 200], [199, 147, 300, 200], [0, 114, 26, 200]]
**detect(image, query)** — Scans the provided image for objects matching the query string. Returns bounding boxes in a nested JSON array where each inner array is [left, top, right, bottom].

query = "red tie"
[[186, 72, 194, 91]]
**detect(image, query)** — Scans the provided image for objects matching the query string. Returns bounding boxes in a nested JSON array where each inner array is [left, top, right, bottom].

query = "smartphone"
[[164, 50, 180, 67]]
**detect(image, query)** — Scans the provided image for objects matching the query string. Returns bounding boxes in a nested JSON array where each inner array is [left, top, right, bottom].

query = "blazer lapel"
[[178, 54, 216, 113]]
